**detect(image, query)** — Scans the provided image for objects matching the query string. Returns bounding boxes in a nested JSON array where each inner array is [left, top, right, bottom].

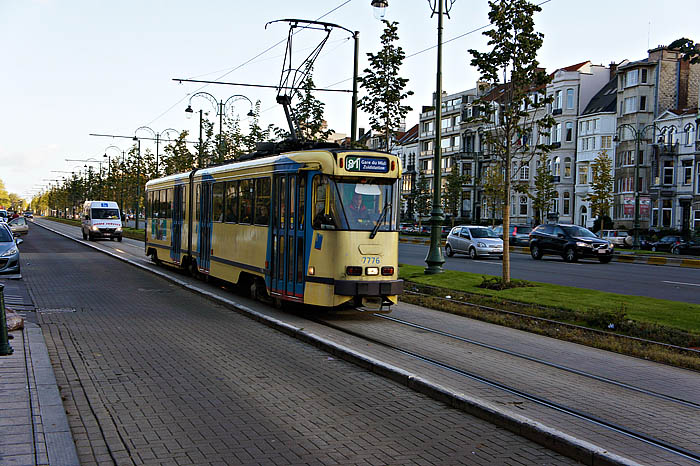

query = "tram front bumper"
[[334, 279, 403, 297]]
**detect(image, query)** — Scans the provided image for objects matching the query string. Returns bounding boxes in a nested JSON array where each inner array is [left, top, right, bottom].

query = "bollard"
[[0, 284, 14, 356]]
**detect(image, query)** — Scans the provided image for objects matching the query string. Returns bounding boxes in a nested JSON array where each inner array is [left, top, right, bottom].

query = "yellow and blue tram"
[[144, 148, 403, 309]]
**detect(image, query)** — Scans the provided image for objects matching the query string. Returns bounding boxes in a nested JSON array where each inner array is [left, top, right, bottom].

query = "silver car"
[[445, 225, 504, 259], [0, 223, 22, 274]]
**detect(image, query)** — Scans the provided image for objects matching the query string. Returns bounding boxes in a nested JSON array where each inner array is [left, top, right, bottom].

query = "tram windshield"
[[312, 175, 398, 232]]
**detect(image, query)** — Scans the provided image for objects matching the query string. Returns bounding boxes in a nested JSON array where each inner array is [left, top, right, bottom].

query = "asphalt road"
[[399, 242, 700, 304]]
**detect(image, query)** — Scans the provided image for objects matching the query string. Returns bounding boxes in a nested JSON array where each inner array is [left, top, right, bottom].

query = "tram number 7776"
[[361, 256, 381, 265]]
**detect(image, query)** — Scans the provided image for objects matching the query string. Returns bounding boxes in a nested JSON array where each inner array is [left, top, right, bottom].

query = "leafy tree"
[[442, 161, 468, 224], [0, 179, 9, 207], [669, 38, 700, 64], [162, 130, 196, 174], [358, 20, 413, 150], [414, 169, 432, 230], [586, 149, 614, 229], [242, 101, 284, 152], [468, 0, 554, 283], [481, 163, 506, 227], [294, 70, 333, 142], [530, 152, 557, 225]]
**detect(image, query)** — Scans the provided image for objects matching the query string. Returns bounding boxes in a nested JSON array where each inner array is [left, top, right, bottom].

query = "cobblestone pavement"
[[20, 224, 578, 465]]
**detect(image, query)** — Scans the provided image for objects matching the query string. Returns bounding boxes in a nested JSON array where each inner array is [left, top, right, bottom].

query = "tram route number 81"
[[362, 256, 380, 265]]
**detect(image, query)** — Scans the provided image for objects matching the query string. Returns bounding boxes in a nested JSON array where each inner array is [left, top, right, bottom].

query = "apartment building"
[[613, 46, 700, 229], [395, 124, 419, 220], [575, 77, 618, 228]]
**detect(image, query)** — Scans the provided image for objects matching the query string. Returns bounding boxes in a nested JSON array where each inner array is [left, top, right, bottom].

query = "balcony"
[[460, 151, 483, 160], [420, 150, 434, 157], [653, 142, 679, 156], [552, 108, 563, 115]]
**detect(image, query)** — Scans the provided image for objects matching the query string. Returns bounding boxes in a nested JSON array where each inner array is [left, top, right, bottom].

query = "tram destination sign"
[[345, 156, 389, 173]]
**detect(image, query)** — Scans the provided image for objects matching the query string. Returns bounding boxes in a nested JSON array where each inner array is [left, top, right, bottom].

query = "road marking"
[[662, 280, 700, 287], [115, 248, 126, 254]]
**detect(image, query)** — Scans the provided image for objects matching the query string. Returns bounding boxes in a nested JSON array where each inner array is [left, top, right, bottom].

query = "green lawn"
[[399, 264, 700, 334], [42, 217, 145, 241]]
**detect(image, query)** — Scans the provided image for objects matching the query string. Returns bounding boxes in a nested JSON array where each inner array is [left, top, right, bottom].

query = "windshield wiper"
[[369, 201, 391, 239]]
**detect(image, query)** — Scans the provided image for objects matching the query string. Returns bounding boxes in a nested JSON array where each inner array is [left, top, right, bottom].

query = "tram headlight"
[[307, 266, 315, 276], [365, 267, 379, 276]]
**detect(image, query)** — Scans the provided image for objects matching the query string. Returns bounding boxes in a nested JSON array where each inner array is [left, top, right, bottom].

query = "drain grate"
[[38, 308, 77, 313]]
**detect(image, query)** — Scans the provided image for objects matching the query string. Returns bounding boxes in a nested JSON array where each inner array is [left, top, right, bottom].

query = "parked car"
[[8, 217, 28, 236], [650, 235, 700, 255], [445, 225, 503, 259], [399, 223, 418, 233], [597, 230, 629, 248], [0, 209, 7, 223], [529, 223, 613, 263], [23, 210, 34, 218], [0, 223, 22, 274], [492, 224, 533, 246]]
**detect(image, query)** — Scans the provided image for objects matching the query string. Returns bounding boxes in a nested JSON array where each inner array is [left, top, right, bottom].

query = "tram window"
[[195, 185, 200, 223], [212, 182, 225, 222], [254, 177, 271, 225], [225, 181, 238, 223], [289, 176, 296, 229], [298, 176, 306, 230], [154, 190, 161, 218], [165, 188, 172, 218], [239, 179, 253, 224], [311, 175, 346, 230], [146, 191, 152, 218]]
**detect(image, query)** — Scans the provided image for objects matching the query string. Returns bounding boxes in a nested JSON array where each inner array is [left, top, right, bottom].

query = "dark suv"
[[529, 224, 614, 263]]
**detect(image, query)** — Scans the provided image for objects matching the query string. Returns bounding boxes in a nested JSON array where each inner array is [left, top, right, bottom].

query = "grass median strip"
[[41, 217, 144, 241]]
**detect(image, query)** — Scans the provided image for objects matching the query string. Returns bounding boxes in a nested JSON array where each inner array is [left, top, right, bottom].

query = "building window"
[[624, 96, 637, 113], [662, 200, 672, 227], [619, 151, 635, 167], [663, 160, 674, 185], [554, 90, 562, 109], [519, 196, 528, 215], [564, 157, 572, 177], [625, 69, 638, 87], [697, 162, 700, 194], [553, 156, 561, 176], [520, 163, 530, 180], [667, 127, 676, 144], [565, 122, 573, 141], [552, 123, 561, 143], [683, 160, 692, 185], [685, 124, 695, 145], [463, 162, 472, 179], [641, 68, 648, 83], [563, 192, 570, 215], [601, 136, 612, 149], [694, 210, 700, 230], [639, 95, 646, 111], [578, 164, 588, 184], [552, 197, 559, 214], [441, 118, 450, 129], [566, 89, 574, 109]]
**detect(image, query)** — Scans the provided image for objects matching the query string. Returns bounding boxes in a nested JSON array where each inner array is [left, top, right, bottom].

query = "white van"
[[81, 201, 122, 241]]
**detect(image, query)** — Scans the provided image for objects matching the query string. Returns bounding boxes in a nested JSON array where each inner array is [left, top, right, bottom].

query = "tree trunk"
[[503, 149, 511, 284]]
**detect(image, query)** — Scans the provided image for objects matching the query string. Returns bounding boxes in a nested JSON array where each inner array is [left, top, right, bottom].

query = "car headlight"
[[116, 227, 122, 232], [477, 242, 486, 248], [576, 241, 589, 247], [92, 225, 99, 231], [1, 247, 18, 257]]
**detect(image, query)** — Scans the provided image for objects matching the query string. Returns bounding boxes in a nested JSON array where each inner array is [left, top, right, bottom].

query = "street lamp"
[[373, 0, 455, 274], [185, 92, 254, 165], [134, 126, 179, 177], [370, 0, 388, 19], [132, 135, 142, 230], [614, 123, 656, 250]]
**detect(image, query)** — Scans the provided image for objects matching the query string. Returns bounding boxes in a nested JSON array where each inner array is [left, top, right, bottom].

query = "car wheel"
[[117, 236, 122, 242], [87, 233, 93, 241], [671, 246, 680, 255], [598, 256, 612, 264], [530, 244, 542, 260], [469, 247, 478, 260], [445, 244, 454, 257], [564, 247, 578, 263]]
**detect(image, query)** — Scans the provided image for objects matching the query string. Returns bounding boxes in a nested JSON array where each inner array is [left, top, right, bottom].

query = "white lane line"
[[662, 280, 700, 287], [115, 248, 126, 254]]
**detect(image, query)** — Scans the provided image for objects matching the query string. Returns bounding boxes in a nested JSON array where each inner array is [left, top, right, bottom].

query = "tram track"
[[315, 311, 700, 464]]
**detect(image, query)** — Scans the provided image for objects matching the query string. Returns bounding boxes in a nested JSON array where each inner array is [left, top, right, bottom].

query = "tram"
[[144, 146, 403, 309]]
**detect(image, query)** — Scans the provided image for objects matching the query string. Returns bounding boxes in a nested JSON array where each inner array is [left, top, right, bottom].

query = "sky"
[[1, 0, 699, 201]]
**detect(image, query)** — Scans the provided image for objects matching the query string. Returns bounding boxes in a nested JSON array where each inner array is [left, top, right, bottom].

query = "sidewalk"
[[399, 235, 700, 268], [0, 316, 78, 466]]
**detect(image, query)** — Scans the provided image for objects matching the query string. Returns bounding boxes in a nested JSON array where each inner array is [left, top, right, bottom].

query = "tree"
[[442, 161, 468, 224], [414, 169, 432, 230], [481, 163, 507, 227], [358, 20, 413, 150], [529, 152, 557, 225], [586, 149, 614, 229], [468, 0, 554, 284], [294, 70, 333, 142], [669, 38, 700, 64]]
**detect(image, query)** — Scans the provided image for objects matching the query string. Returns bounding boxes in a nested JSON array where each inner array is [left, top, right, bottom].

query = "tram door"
[[171, 185, 184, 262], [198, 182, 213, 272], [270, 174, 306, 299]]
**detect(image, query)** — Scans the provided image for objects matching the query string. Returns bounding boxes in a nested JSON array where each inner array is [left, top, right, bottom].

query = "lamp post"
[[105, 145, 126, 215], [132, 135, 142, 230], [614, 123, 656, 249], [65, 158, 105, 199], [185, 92, 254, 164], [134, 126, 179, 177], [373, 0, 454, 274]]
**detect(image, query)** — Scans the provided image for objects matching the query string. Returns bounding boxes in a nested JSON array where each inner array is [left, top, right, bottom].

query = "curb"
[[399, 237, 700, 268], [26, 324, 81, 466], [35, 220, 640, 466]]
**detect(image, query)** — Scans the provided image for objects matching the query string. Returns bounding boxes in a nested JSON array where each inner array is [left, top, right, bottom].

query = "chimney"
[[678, 57, 690, 110], [609, 62, 618, 79]]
